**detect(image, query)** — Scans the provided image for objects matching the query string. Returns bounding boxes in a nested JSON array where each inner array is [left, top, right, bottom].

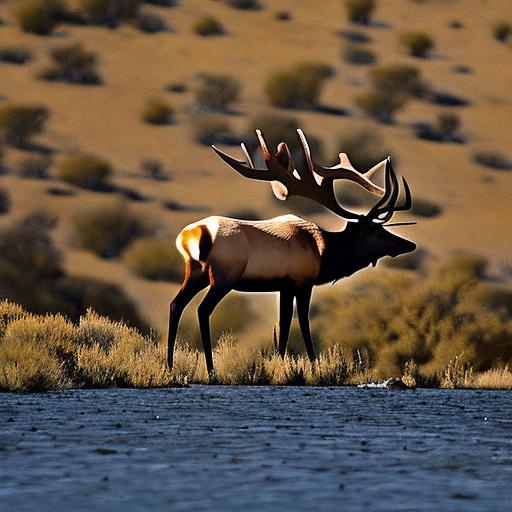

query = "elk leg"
[[278, 288, 294, 357], [167, 263, 209, 369], [296, 287, 316, 361], [198, 284, 231, 381]]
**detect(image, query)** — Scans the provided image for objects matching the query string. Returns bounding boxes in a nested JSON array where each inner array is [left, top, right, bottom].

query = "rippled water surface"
[[1, 387, 511, 511]]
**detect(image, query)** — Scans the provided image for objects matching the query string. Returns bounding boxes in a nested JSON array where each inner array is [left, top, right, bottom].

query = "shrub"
[[264, 71, 301, 108], [224, 0, 261, 9], [140, 158, 168, 180], [78, 0, 140, 25], [400, 31, 435, 57], [343, 45, 376, 65], [141, 97, 173, 124], [143, 0, 176, 5], [193, 16, 224, 36], [191, 115, 234, 145], [344, 0, 376, 24], [137, 10, 166, 33], [437, 113, 460, 138], [0, 46, 32, 64], [410, 197, 442, 218], [0, 188, 10, 215], [355, 90, 405, 123], [122, 237, 182, 281], [336, 129, 391, 171], [13, 0, 65, 35], [72, 199, 150, 258], [275, 10, 292, 21], [0, 103, 48, 148], [264, 62, 332, 108], [473, 151, 512, 171], [19, 155, 51, 179], [493, 21, 511, 42], [39, 43, 101, 85], [57, 154, 112, 189], [195, 74, 241, 111], [369, 64, 422, 96]]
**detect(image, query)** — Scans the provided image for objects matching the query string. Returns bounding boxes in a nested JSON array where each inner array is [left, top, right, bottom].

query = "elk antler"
[[212, 129, 387, 220], [367, 157, 412, 223]]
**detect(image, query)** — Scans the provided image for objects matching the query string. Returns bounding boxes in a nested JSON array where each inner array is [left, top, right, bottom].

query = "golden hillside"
[[0, 0, 511, 335]]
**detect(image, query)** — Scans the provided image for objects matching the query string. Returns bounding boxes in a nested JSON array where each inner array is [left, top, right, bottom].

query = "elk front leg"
[[167, 265, 209, 369], [296, 286, 316, 361], [278, 288, 294, 357], [197, 284, 231, 381]]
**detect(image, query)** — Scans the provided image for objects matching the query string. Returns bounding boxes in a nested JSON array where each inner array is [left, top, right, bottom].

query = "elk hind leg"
[[167, 261, 208, 369], [278, 288, 294, 357]]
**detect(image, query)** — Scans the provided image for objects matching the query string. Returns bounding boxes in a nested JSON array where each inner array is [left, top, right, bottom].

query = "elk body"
[[167, 130, 415, 379]]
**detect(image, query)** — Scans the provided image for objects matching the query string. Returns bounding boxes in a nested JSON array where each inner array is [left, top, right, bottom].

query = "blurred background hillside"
[[0, 0, 511, 375]]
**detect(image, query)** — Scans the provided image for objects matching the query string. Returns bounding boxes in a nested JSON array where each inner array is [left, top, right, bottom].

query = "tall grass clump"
[[195, 74, 241, 112], [343, 0, 376, 25], [0, 103, 49, 148], [400, 31, 435, 57], [122, 237, 182, 281], [39, 43, 101, 84], [13, 0, 65, 35], [72, 199, 150, 258], [193, 16, 224, 36], [141, 97, 173, 124], [57, 153, 112, 189]]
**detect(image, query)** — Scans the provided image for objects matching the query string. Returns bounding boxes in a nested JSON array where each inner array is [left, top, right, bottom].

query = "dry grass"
[[0, 300, 510, 391]]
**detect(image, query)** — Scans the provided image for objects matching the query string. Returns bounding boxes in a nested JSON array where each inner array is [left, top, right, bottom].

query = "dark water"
[[1, 387, 511, 512]]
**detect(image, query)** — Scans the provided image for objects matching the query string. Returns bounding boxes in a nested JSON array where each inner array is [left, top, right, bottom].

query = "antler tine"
[[240, 142, 254, 169], [211, 145, 272, 182]]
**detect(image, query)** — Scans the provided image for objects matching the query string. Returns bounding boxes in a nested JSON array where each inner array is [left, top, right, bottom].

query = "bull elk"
[[167, 129, 415, 379]]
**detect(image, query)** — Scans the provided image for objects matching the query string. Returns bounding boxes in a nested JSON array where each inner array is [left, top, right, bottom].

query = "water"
[[1, 387, 511, 512]]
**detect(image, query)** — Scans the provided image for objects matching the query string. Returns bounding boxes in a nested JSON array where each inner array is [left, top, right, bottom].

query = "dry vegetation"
[[0, 0, 511, 381]]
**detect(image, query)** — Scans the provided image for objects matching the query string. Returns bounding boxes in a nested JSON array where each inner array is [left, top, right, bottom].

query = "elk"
[[167, 129, 415, 379]]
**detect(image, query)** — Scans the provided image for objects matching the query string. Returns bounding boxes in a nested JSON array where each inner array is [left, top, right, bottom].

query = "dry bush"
[[39, 43, 101, 85], [137, 10, 166, 33], [141, 97, 173, 124], [354, 91, 405, 123], [195, 75, 241, 111], [343, 45, 376, 65], [224, 0, 261, 10], [0, 188, 10, 215], [410, 197, 442, 218], [264, 62, 333, 108], [122, 237, 182, 281], [57, 153, 112, 189], [492, 21, 511, 42], [0, 103, 49, 148], [13, 0, 65, 35], [400, 31, 435, 57], [470, 367, 512, 389], [275, 10, 292, 21], [344, 0, 375, 24], [0, 46, 32, 64], [438, 113, 460, 138], [72, 199, 150, 257], [19, 155, 52, 179], [193, 16, 224, 36], [78, 0, 140, 25], [191, 114, 233, 145], [369, 64, 422, 96], [140, 158, 168, 180], [472, 151, 512, 171], [0, 301, 26, 338]]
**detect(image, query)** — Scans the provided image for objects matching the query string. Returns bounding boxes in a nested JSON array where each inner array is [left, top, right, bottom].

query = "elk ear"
[[271, 180, 288, 200]]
